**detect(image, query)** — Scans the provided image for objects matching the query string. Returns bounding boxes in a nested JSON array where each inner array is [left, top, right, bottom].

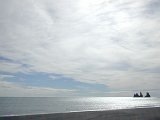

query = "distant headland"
[[133, 92, 151, 97]]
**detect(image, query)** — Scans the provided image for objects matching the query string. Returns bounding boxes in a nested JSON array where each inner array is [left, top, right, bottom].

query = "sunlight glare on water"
[[68, 97, 160, 111]]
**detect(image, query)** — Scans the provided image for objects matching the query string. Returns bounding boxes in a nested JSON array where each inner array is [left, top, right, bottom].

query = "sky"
[[0, 0, 160, 97]]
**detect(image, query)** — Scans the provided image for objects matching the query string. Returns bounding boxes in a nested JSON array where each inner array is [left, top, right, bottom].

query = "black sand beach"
[[1, 107, 160, 120]]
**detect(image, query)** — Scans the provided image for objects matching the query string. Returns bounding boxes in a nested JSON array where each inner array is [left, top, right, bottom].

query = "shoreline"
[[0, 106, 160, 117], [1, 107, 160, 120]]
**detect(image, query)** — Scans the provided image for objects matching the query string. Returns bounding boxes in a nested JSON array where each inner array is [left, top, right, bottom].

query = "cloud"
[[0, 0, 160, 95], [0, 74, 15, 79], [0, 80, 76, 97], [49, 75, 61, 80], [0, 60, 31, 73]]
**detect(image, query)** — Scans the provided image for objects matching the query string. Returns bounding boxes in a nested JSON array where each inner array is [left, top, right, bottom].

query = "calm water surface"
[[0, 97, 160, 116]]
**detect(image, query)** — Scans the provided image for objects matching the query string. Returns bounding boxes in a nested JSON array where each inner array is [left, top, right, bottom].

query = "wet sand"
[[0, 107, 160, 120]]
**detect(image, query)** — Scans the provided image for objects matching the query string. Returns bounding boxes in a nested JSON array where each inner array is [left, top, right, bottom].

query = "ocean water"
[[0, 97, 160, 116]]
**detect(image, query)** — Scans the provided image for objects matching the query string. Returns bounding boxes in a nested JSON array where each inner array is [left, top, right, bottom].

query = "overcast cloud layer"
[[0, 0, 160, 96]]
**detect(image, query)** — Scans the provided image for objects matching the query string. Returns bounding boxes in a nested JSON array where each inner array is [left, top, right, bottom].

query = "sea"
[[0, 97, 160, 116]]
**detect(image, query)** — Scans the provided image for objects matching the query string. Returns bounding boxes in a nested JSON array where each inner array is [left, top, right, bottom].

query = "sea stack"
[[145, 92, 151, 97], [139, 92, 143, 97], [133, 92, 143, 97], [133, 92, 151, 97]]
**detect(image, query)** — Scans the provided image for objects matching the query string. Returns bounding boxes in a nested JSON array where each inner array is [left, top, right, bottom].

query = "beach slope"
[[1, 107, 160, 120]]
